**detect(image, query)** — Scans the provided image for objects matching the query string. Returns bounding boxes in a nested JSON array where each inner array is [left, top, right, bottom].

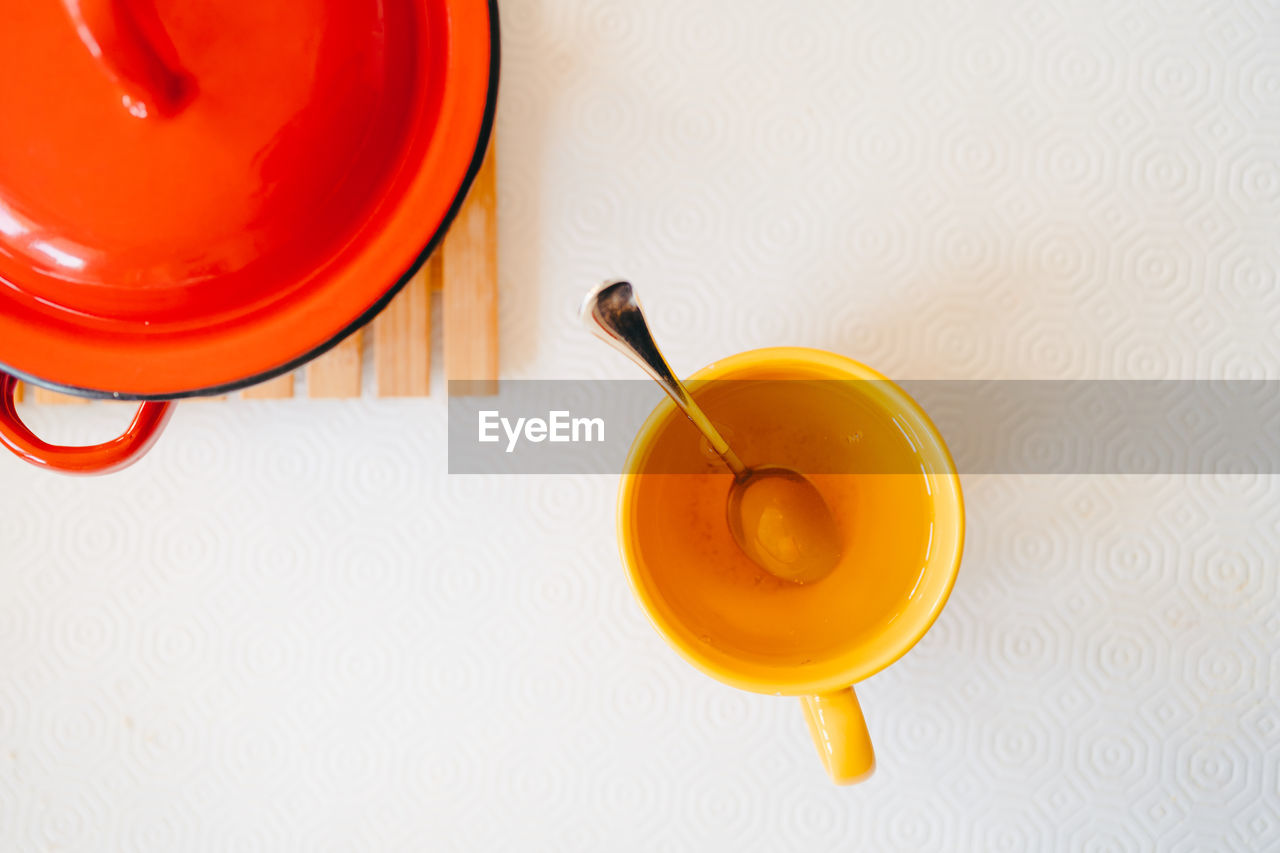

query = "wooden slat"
[[443, 140, 498, 396], [307, 331, 363, 398], [33, 386, 89, 405], [242, 373, 295, 400], [375, 256, 437, 397]]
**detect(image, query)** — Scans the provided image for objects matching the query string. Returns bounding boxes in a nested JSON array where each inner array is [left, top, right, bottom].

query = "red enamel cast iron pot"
[[0, 0, 498, 474]]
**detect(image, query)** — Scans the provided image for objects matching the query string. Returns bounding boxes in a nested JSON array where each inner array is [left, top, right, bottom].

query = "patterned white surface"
[[3, 0, 1279, 849]]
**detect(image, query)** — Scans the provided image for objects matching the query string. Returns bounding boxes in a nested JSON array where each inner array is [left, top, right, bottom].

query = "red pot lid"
[[0, 0, 495, 397]]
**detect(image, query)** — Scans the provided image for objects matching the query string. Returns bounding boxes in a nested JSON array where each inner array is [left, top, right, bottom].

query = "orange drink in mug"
[[617, 348, 964, 784]]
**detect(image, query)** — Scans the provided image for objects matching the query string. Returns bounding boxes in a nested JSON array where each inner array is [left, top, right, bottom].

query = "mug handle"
[[801, 687, 876, 784], [0, 373, 174, 475]]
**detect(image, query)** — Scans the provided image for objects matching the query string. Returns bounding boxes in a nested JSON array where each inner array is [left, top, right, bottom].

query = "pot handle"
[[0, 374, 174, 475]]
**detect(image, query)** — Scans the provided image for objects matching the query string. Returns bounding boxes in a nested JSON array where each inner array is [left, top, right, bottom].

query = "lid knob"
[[61, 0, 194, 118]]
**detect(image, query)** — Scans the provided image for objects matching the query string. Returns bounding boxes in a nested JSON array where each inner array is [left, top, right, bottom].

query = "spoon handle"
[[581, 280, 746, 477]]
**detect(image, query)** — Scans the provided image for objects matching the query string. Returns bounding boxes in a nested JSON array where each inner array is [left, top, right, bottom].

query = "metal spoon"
[[581, 280, 841, 584]]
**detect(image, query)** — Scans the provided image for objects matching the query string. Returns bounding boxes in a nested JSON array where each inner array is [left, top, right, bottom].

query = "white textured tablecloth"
[[3, 0, 1279, 849]]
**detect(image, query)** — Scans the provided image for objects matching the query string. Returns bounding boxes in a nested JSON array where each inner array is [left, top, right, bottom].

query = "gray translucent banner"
[[447, 380, 1280, 474]]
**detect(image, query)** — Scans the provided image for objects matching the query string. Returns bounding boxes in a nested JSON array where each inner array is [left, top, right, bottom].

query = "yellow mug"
[[617, 347, 964, 784]]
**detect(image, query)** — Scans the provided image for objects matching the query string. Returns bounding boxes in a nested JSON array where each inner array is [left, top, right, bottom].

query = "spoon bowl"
[[726, 465, 842, 584]]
